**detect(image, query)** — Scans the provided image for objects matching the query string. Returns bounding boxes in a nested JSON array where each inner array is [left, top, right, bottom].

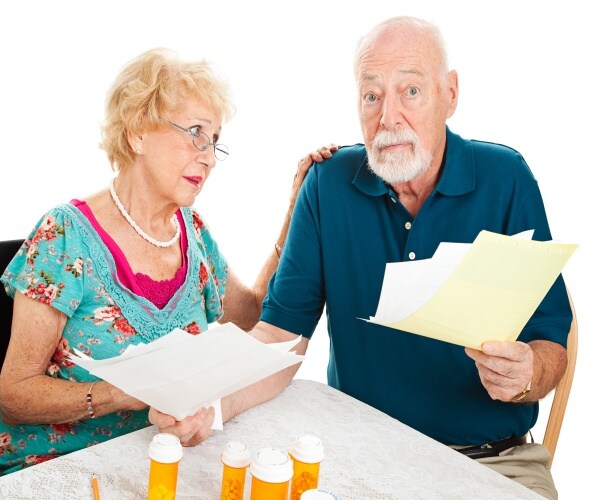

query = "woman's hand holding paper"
[[149, 406, 215, 447]]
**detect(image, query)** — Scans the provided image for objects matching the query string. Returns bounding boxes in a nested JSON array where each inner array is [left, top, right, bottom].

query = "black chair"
[[0, 239, 25, 367]]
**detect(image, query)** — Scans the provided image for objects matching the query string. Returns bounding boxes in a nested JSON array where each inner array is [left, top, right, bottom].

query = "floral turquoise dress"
[[0, 203, 228, 474]]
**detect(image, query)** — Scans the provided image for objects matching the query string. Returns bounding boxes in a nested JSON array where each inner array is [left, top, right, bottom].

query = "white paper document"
[[366, 230, 577, 349], [69, 323, 304, 424]]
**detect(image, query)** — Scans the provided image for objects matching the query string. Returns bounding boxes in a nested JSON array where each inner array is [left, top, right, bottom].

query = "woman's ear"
[[127, 130, 145, 155]]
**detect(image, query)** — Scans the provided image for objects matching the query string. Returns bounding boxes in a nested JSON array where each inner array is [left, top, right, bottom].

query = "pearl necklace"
[[109, 178, 180, 248]]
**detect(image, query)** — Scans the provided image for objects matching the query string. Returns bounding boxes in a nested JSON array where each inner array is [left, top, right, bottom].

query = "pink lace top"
[[71, 199, 188, 309]]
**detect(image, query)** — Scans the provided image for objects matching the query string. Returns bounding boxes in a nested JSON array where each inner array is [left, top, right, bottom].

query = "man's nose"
[[380, 96, 406, 130]]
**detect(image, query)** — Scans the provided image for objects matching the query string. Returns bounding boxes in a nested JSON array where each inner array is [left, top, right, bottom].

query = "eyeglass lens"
[[191, 131, 228, 161]]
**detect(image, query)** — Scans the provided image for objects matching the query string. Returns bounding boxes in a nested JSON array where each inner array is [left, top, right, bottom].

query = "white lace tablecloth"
[[0, 379, 541, 500]]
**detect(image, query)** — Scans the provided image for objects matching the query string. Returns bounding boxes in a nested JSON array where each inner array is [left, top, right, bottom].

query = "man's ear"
[[446, 70, 459, 119]]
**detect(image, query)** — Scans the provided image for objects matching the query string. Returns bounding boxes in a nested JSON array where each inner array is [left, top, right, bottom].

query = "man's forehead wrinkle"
[[357, 50, 428, 78]]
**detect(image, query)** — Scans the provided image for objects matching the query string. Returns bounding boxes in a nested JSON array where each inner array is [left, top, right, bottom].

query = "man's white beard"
[[367, 129, 433, 184]]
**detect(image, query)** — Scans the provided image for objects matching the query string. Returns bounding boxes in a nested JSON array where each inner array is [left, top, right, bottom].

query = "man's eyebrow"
[[359, 69, 424, 83]]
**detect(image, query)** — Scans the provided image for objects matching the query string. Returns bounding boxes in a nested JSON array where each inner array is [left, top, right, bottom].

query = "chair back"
[[542, 290, 578, 467], [0, 239, 25, 367]]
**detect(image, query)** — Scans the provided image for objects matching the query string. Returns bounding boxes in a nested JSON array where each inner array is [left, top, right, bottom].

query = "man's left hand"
[[465, 341, 533, 402]]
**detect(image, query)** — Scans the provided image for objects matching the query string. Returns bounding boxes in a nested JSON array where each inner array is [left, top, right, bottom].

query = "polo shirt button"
[[408, 252, 416, 260], [405, 221, 412, 230]]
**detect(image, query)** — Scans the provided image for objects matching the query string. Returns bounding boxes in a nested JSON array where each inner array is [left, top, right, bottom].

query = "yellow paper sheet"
[[382, 231, 577, 349]]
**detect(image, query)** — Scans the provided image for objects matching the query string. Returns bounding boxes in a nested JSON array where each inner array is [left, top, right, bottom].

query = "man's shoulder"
[[469, 138, 524, 159], [308, 144, 366, 188], [462, 136, 534, 180], [460, 135, 530, 169], [332, 143, 366, 158], [314, 143, 366, 171]]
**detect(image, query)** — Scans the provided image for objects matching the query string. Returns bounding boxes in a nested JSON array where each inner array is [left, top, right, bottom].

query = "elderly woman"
[[0, 48, 336, 474]]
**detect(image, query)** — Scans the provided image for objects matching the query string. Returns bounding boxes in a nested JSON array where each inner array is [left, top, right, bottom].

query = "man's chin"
[[381, 150, 411, 163], [368, 158, 427, 184]]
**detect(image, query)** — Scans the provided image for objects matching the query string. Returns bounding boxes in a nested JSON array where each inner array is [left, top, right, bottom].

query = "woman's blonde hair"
[[100, 48, 233, 171]]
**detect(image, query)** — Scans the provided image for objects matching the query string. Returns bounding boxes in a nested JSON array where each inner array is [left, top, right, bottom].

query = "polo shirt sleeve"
[[260, 168, 325, 338], [506, 165, 572, 348]]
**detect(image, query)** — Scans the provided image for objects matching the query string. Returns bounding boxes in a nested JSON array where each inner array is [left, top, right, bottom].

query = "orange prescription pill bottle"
[[147, 433, 183, 500], [249, 448, 293, 500], [220, 441, 251, 500], [289, 434, 325, 500]]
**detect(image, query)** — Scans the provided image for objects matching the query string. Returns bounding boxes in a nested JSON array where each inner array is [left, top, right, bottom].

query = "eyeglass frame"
[[163, 120, 229, 161]]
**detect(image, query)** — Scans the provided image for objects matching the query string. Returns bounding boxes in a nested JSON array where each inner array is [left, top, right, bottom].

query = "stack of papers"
[[365, 230, 577, 349], [69, 323, 304, 423]]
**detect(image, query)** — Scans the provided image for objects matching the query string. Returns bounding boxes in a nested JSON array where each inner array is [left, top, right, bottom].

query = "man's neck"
[[390, 161, 442, 217]]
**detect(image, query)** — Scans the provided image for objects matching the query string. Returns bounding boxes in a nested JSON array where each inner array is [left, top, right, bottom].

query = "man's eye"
[[407, 86, 419, 97], [364, 93, 378, 103]]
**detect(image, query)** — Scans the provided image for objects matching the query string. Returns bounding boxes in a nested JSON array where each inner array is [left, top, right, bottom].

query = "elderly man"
[[156, 16, 570, 499]]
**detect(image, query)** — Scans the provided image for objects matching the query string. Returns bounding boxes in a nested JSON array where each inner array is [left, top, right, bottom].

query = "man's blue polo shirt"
[[261, 127, 571, 445]]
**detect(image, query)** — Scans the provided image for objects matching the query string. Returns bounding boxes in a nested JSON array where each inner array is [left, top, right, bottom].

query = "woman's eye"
[[189, 126, 202, 137], [364, 93, 378, 103], [407, 86, 419, 97]]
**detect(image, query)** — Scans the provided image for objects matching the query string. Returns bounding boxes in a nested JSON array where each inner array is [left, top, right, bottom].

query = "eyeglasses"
[[164, 120, 229, 161]]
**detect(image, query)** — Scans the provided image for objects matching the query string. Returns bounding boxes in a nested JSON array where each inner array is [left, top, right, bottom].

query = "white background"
[[1, 1, 597, 497]]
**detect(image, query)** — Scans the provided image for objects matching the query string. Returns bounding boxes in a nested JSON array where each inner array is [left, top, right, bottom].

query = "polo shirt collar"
[[352, 151, 389, 197], [352, 126, 475, 198], [434, 127, 476, 196]]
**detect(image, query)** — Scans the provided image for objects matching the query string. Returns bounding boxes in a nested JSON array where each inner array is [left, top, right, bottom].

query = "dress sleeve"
[[190, 210, 229, 323], [1, 207, 86, 318]]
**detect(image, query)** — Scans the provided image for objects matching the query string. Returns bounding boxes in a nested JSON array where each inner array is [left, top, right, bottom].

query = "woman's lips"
[[183, 176, 203, 187]]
